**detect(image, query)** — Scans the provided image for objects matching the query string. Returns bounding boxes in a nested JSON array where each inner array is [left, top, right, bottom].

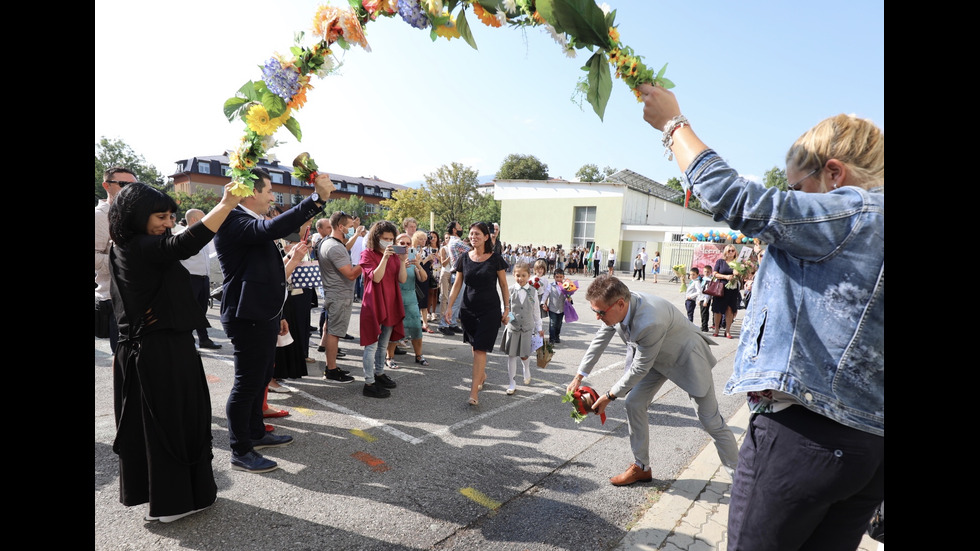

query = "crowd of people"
[[97, 80, 882, 548]]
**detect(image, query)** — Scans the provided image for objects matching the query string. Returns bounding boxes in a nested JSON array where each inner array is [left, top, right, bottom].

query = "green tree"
[[316, 195, 376, 227], [379, 188, 431, 229], [423, 162, 481, 230], [763, 166, 788, 191], [170, 189, 220, 222], [495, 153, 549, 180], [95, 137, 166, 201], [665, 176, 703, 210], [575, 163, 618, 182], [469, 191, 501, 230]]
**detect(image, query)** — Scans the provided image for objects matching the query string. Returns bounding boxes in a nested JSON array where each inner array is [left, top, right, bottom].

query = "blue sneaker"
[[230, 451, 277, 473], [251, 433, 293, 450]]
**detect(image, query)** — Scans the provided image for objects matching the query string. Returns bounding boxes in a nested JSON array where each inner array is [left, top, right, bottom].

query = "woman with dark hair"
[[358, 220, 406, 398], [108, 181, 240, 523], [444, 222, 510, 406], [426, 231, 441, 323]]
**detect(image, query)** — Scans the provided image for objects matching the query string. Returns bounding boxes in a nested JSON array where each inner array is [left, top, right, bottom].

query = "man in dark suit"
[[566, 275, 738, 486], [214, 167, 334, 473]]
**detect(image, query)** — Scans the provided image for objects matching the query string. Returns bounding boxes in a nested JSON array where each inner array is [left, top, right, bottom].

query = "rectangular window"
[[221, 164, 230, 176], [572, 206, 597, 248], [271, 172, 283, 184], [364, 186, 375, 195], [346, 183, 359, 193], [273, 192, 284, 204], [198, 161, 210, 174]]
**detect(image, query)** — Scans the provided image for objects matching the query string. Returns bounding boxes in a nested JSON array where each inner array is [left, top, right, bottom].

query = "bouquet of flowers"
[[561, 385, 606, 424], [726, 260, 749, 290], [535, 338, 555, 368], [531, 276, 543, 291], [560, 279, 579, 322], [672, 264, 687, 292]]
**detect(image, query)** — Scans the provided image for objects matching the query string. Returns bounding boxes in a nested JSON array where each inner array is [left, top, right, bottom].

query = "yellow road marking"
[[459, 487, 501, 510], [350, 428, 377, 442]]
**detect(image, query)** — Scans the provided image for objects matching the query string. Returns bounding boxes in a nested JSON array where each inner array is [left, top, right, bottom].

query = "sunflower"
[[229, 180, 254, 198], [245, 105, 280, 136], [608, 26, 620, 43], [434, 17, 460, 40]]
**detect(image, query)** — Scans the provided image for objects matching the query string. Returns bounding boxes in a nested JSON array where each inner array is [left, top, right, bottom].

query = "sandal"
[[385, 359, 400, 370], [415, 355, 429, 366], [468, 397, 479, 406], [424, 327, 437, 334]]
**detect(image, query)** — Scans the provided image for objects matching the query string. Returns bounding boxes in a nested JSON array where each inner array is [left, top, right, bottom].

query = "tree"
[[379, 188, 431, 230], [469, 191, 501, 230], [170, 189, 220, 222], [763, 166, 788, 191], [575, 163, 619, 182], [495, 153, 549, 180], [316, 195, 376, 226], [665, 176, 703, 210], [424, 162, 481, 230], [95, 137, 166, 201]]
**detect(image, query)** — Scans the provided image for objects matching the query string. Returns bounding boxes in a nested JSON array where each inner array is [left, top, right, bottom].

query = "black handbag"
[[95, 299, 113, 338], [867, 501, 883, 543], [703, 278, 725, 298]]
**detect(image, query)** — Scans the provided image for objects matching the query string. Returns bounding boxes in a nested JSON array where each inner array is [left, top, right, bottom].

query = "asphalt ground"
[[95, 270, 745, 551]]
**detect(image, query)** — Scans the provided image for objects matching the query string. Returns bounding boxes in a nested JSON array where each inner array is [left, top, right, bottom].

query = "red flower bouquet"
[[561, 385, 606, 424]]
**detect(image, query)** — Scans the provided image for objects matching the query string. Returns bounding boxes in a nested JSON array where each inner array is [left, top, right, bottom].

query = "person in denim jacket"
[[638, 82, 883, 551]]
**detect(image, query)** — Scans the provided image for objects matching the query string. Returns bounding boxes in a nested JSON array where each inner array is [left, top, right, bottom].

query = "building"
[[169, 152, 408, 217], [494, 169, 735, 271]]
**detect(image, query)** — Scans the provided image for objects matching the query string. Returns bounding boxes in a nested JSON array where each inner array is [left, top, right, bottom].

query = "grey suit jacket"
[[578, 292, 718, 398]]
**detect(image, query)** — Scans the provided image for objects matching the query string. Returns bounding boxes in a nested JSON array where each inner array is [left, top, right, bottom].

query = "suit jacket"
[[578, 292, 718, 398], [214, 197, 323, 324]]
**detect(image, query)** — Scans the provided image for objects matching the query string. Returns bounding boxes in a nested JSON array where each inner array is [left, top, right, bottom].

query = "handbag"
[[703, 277, 725, 298], [867, 501, 883, 543], [290, 261, 322, 289], [95, 299, 113, 338]]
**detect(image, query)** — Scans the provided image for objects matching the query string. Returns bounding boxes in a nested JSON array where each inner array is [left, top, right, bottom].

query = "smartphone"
[[408, 247, 417, 260], [302, 225, 311, 243], [393, 245, 407, 255]]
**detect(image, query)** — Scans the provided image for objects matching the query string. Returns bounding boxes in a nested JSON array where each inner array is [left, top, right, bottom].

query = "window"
[[271, 172, 283, 184], [381, 189, 390, 198], [572, 206, 597, 248], [221, 164, 230, 176], [364, 186, 375, 195], [198, 161, 210, 174], [273, 192, 284, 204], [346, 183, 359, 193], [292, 194, 303, 205]]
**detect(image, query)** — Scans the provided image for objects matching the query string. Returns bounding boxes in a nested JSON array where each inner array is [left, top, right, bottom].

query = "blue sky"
[[95, 1, 884, 187]]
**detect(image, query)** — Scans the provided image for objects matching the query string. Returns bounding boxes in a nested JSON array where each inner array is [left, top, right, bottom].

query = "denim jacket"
[[684, 150, 883, 437]]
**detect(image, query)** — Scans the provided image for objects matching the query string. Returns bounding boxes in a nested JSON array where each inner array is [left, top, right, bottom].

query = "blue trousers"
[[728, 406, 884, 551], [548, 311, 564, 341]]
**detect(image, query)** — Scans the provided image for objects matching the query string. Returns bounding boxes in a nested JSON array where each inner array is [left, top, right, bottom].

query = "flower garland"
[[223, 0, 672, 197]]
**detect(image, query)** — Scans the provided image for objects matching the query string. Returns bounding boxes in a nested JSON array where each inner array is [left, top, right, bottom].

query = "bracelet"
[[606, 391, 617, 401], [661, 115, 689, 161]]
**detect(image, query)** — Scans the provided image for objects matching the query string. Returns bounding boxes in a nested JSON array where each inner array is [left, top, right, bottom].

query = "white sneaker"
[[524, 378, 531, 385], [506, 387, 516, 395]]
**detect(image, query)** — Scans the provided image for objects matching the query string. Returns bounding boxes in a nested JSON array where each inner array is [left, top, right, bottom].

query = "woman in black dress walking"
[[444, 222, 510, 406]]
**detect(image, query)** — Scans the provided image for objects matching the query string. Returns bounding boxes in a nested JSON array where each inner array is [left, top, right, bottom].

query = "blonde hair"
[[533, 259, 548, 275], [412, 230, 428, 247], [786, 114, 883, 190]]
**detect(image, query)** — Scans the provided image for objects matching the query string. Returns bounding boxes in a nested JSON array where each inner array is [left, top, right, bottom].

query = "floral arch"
[[222, 0, 672, 196]]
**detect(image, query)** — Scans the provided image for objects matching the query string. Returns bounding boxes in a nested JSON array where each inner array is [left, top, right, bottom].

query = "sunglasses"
[[106, 179, 139, 187]]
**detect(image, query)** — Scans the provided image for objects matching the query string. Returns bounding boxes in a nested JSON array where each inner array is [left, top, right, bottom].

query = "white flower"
[[316, 55, 337, 78], [266, 152, 278, 163], [502, 0, 518, 14], [543, 23, 570, 54], [495, 11, 507, 26], [424, 0, 443, 16], [599, 3, 611, 15], [260, 135, 278, 151]]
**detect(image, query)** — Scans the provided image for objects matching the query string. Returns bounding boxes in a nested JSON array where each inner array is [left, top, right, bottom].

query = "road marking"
[[351, 451, 390, 472], [460, 487, 501, 510], [350, 428, 377, 442], [295, 389, 425, 444]]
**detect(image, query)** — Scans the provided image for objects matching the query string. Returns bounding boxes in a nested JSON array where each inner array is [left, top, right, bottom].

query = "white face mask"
[[379, 240, 393, 249]]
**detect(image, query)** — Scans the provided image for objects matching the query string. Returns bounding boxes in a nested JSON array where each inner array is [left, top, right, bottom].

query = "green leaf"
[[336, 36, 351, 50], [262, 92, 287, 119], [656, 63, 668, 80], [284, 116, 302, 141], [585, 51, 611, 121], [456, 8, 478, 50], [537, 0, 610, 48], [430, 27, 438, 42], [658, 77, 675, 89], [223, 97, 248, 122], [237, 80, 260, 103]]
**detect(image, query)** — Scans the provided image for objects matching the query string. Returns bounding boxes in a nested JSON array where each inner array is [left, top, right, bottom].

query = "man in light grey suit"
[[567, 275, 738, 486]]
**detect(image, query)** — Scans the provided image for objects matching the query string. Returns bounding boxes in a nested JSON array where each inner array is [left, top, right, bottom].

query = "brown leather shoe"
[[610, 463, 653, 486]]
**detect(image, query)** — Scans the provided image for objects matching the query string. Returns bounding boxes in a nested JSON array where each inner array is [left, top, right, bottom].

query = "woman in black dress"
[[444, 222, 510, 406], [711, 244, 740, 339], [109, 182, 240, 523]]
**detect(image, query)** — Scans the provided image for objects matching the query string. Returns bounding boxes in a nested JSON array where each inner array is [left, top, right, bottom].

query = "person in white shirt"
[[96, 166, 137, 354], [639, 248, 649, 281], [176, 209, 221, 349]]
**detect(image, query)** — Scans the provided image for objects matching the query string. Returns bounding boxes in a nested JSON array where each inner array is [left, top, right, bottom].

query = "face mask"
[[346, 227, 355, 239], [379, 240, 393, 249]]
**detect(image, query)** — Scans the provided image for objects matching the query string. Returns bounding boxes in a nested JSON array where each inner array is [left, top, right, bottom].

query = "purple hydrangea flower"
[[261, 57, 301, 101], [398, 0, 430, 29]]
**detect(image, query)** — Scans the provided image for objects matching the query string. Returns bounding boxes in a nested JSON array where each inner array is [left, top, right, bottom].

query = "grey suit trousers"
[[624, 370, 738, 471]]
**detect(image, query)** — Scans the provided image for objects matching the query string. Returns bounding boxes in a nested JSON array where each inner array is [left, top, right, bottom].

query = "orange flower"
[[473, 2, 502, 28], [338, 9, 371, 51], [608, 26, 620, 43], [287, 84, 310, 110], [313, 5, 343, 42], [532, 11, 545, 24]]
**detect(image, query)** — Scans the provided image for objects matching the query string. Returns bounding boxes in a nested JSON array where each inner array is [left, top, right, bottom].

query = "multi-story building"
[[168, 152, 407, 217]]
